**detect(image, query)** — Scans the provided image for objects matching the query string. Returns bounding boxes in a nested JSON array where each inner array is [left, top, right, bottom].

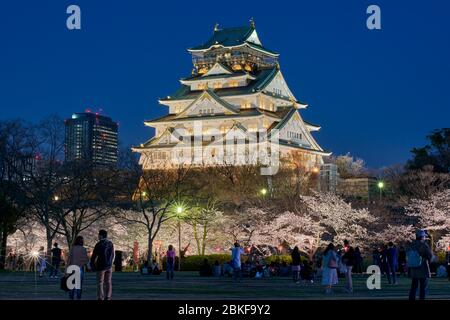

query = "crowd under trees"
[[1, 117, 449, 269]]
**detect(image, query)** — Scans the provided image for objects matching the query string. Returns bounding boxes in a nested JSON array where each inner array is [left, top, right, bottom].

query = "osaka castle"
[[133, 21, 330, 172]]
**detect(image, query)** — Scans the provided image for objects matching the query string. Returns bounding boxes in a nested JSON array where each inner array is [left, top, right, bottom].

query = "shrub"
[[264, 255, 292, 265], [162, 254, 231, 271]]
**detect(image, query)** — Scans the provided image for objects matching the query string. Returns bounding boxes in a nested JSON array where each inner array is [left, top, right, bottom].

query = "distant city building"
[[65, 112, 118, 167], [1, 155, 36, 182], [319, 163, 339, 193], [337, 177, 378, 200]]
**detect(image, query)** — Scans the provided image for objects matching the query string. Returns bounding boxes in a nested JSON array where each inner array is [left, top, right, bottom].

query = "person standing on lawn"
[[231, 242, 244, 282], [66, 236, 89, 300], [398, 246, 407, 276], [37, 246, 47, 277], [49, 242, 62, 279], [386, 241, 398, 285], [408, 230, 433, 300], [445, 246, 450, 282], [291, 246, 301, 283], [342, 239, 355, 293], [91, 229, 115, 300], [322, 243, 338, 294], [166, 245, 176, 280]]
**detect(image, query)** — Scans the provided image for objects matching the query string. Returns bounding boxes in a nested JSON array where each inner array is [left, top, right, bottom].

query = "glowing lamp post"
[[175, 205, 184, 271], [260, 188, 268, 196], [377, 181, 384, 201]]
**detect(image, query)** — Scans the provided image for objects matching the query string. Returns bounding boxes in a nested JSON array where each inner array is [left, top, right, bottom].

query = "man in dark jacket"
[[91, 229, 115, 300], [49, 242, 62, 278], [386, 242, 398, 285], [408, 230, 433, 300], [342, 239, 355, 293]]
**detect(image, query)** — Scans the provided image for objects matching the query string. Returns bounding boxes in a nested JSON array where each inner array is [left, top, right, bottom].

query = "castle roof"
[[188, 25, 278, 56], [161, 67, 296, 103]]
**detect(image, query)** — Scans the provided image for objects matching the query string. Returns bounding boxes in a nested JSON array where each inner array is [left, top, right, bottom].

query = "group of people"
[[38, 229, 116, 300], [320, 230, 444, 300], [11, 227, 450, 300]]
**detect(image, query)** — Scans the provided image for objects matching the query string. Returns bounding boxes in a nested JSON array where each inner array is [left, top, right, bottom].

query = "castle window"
[[198, 83, 208, 90], [229, 81, 239, 87], [241, 101, 251, 109]]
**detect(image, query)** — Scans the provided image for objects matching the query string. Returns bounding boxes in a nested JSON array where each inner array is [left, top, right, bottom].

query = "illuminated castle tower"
[[134, 20, 330, 170]]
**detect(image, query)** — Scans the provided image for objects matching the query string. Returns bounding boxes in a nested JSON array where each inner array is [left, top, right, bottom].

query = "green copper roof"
[[162, 67, 281, 102], [181, 71, 249, 82], [188, 26, 278, 55], [145, 108, 266, 124]]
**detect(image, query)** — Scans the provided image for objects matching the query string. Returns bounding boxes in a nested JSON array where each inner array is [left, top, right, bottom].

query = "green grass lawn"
[[0, 271, 449, 300]]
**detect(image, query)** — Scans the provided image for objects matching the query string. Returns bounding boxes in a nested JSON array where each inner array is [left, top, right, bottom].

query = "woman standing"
[[291, 246, 301, 283], [66, 236, 89, 300], [166, 245, 176, 280], [322, 243, 338, 294]]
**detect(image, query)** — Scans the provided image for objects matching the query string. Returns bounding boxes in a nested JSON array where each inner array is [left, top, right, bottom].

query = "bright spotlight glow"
[[31, 251, 39, 258], [377, 181, 384, 189], [53, 196, 59, 201], [176, 206, 183, 214], [312, 167, 320, 173], [260, 188, 267, 196]]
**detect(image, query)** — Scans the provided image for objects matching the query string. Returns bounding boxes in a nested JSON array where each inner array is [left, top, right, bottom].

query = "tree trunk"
[[0, 228, 7, 270], [147, 234, 153, 264], [201, 224, 207, 256], [193, 223, 201, 255], [178, 221, 181, 271], [46, 228, 53, 257]]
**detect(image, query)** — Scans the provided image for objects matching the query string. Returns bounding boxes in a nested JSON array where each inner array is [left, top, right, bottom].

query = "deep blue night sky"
[[1, 0, 449, 168]]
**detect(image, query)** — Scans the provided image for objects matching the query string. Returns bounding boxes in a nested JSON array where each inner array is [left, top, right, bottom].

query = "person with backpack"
[[342, 239, 355, 293], [90, 229, 115, 300], [49, 242, 62, 279], [322, 243, 338, 294], [166, 245, 176, 280], [408, 230, 433, 300], [291, 246, 301, 283], [386, 241, 398, 285]]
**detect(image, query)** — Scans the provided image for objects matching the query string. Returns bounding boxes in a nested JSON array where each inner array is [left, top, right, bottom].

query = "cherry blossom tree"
[[254, 211, 324, 259], [300, 191, 377, 249], [437, 234, 450, 252], [406, 189, 450, 250], [377, 224, 415, 245]]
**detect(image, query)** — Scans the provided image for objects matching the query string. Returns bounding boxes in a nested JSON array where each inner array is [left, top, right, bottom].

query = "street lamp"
[[175, 205, 184, 271], [53, 196, 59, 201], [377, 181, 384, 201], [260, 188, 267, 196]]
